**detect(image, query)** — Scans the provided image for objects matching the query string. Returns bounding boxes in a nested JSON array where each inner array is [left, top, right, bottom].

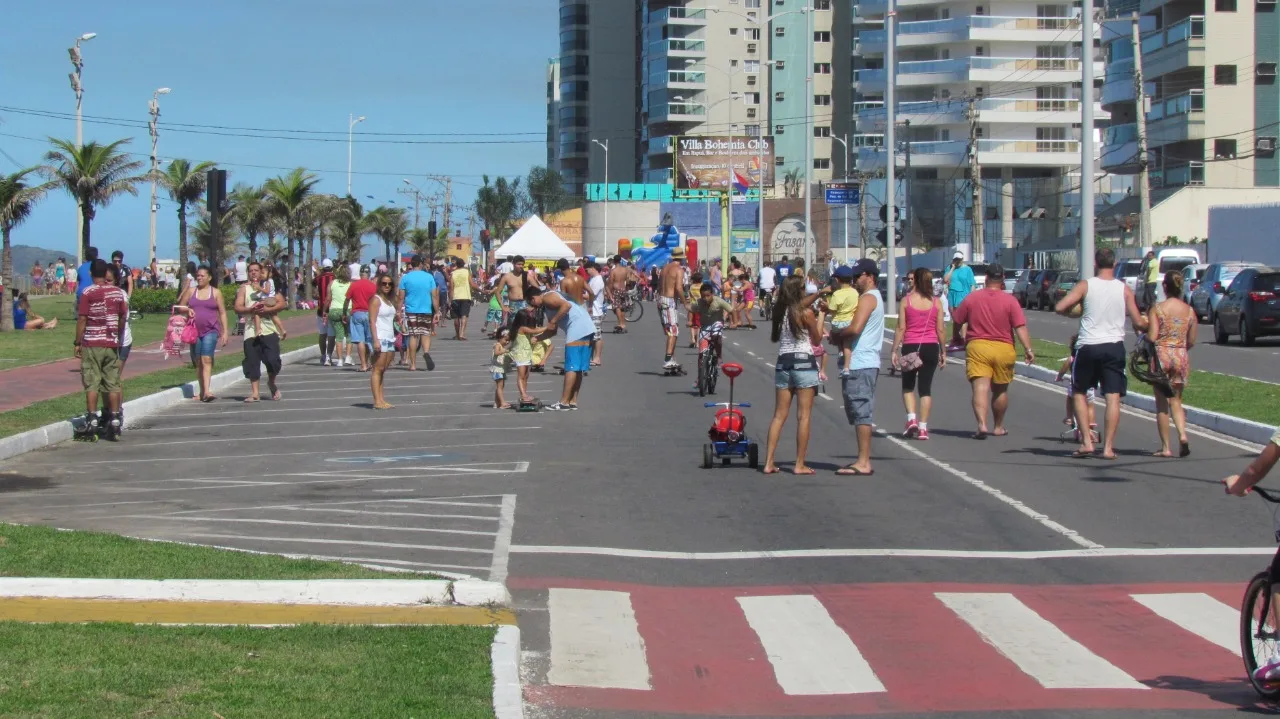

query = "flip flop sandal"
[[835, 466, 874, 476], [243, 397, 260, 403]]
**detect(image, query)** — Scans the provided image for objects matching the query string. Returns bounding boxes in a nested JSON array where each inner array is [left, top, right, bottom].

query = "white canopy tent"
[[493, 215, 576, 261]]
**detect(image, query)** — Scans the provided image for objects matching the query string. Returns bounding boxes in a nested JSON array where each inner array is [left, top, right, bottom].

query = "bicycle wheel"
[[625, 300, 644, 323], [707, 350, 718, 394], [1241, 572, 1280, 699], [697, 351, 707, 397]]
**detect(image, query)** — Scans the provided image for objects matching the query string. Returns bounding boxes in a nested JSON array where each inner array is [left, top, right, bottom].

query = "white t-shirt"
[[234, 260, 248, 282], [348, 262, 362, 280], [759, 266, 777, 290], [588, 275, 606, 318]]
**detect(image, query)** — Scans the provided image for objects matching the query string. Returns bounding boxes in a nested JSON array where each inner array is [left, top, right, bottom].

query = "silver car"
[[1190, 262, 1265, 323]]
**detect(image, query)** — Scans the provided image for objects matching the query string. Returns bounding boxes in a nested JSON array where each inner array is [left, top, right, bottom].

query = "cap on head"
[[851, 258, 879, 278], [322, 258, 333, 269], [953, 251, 965, 260], [833, 265, 854, 280], [986, 263, 1005, 281]]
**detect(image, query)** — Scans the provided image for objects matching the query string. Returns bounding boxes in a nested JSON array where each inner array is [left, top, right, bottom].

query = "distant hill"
[[7, 245, 77, 274]]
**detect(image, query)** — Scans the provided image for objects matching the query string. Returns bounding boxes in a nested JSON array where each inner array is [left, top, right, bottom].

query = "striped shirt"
[[78, 283, 128, 347]]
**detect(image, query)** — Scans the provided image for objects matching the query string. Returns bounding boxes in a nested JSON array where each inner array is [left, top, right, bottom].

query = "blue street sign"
[[825, 182, 860, 205]]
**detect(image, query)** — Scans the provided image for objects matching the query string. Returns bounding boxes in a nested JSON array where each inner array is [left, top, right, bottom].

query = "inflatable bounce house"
[[628, 213, 700, 270]]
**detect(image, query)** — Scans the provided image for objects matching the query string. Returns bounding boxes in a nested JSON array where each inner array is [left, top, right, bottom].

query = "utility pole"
[[147, 87, 171, 265], [858, 170, 870, 260], [397, 186, 422, 230], [1080, 0, 1097, 278], [69, 32, 96, 266], [902, 119, 913, 272], [1131, 12, 1153, 250], [967, 96, 984, 258], [884, 0, 898, 316], [427, 175, 453, 242]]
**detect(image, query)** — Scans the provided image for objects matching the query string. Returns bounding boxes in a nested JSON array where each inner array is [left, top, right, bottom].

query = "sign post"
[[825, 181, 860, 265]]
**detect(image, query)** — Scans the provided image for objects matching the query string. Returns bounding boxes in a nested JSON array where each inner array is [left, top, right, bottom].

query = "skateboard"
[[517, 399, 543, 413], [663, 364, 687, 377]]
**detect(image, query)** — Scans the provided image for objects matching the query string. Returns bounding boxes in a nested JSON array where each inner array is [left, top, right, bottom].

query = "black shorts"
[[1072, 341, 1127, 397], [243, 334, 282, 382], [451, 300, 472, 317]]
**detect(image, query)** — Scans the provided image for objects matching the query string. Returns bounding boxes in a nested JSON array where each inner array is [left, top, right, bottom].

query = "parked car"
[[1050, 271, 1079, 307], [969, 263, 989, 289], [1027, 268, 1063, 310], [1115, 259, 1145, 296], [1190, 261, 1265, 324], [1180, 263, 1208, 302], [1004, 268, 1028, 294], [1214, 267, 1280, 346], [1012, 270, 1036, 306], [1153, 249, 1202, 303]]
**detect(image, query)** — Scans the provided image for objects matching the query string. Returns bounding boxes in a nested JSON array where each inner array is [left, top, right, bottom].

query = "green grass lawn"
[[1, 295, 306, 371], [0, 334, 315, 439], [884, 318, 1280, 427], [0, 623, 496, 718], [0, 523, 430, 580]]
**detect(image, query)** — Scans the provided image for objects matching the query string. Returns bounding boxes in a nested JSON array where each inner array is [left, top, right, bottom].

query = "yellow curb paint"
[[0, 598, 515, 626]]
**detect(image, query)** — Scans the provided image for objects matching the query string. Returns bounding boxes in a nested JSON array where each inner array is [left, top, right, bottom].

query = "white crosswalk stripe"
[[1131, 592, 1241, 655], [738, 594, 886, 695], [936, 592, 1148, 690], [548, 588, 651, 690]]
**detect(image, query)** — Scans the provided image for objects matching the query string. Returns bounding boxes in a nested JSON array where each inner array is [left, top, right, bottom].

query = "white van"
[[1154, 248, 1202, 302]]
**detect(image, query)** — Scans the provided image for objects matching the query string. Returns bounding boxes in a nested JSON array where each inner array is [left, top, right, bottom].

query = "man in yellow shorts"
[[950, 264, 1035, 439]]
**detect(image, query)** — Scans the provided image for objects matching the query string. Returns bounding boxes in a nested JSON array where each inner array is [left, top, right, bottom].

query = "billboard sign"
[[674, 136, 775, 192], [730, 230, 760, 254]]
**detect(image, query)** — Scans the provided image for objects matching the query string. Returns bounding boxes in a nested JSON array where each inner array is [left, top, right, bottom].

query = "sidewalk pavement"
[[0, 314, 318, 413]]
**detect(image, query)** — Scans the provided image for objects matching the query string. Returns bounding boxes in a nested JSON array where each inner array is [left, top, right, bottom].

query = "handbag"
[[894, 351, 923, 372], [180, 317, 198, 345]]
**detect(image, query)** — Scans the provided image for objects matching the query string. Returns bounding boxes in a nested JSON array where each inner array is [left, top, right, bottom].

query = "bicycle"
[[1241, 486, 1280, 698], [696, 324, 723, 397], [758, 290, 774, 322], [620, 288, 645, 323]]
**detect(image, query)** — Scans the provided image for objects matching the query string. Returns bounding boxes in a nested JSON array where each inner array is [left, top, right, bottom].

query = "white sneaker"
[[320, 356, 329, 366], [334, 357, 344, 367]]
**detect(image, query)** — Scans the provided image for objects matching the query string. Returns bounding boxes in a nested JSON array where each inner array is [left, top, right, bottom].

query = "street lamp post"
[[68, 31, 96, 266], [833, 133, 851, 265], [148, 87, 171, 265], [592, 139, 609, 252], [803, 0, 815, 271], [347, 114, 366, 196]]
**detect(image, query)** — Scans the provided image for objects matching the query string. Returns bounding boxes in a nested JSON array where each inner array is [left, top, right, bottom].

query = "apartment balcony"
[[856, 97, 1092, 130], [856, 0, 1023, 16], [859, 137, 1086, 171], [855, 57, 1097, 91], [1141, 16, 1205, 79], [650, 101, 706, 123], [860, 16, 1084, 54], [1101, 56, 1136, 107], [1147, 89, 1205, 144], [652, 6, 707, 26], [1152, 161, 1205, 188], [857, 140, 967, 170], [650, 69, 707, 90], [649, 38, 707, 59], [1100, 122, 1140, 172], [647, 136, 674, 157]]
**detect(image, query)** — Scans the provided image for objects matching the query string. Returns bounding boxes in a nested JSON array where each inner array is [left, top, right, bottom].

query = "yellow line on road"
[[0, 598, 515, 626]]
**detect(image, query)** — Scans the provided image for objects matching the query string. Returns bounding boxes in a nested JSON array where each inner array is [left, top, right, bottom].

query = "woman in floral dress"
[[1147, 271, 1197, 457]]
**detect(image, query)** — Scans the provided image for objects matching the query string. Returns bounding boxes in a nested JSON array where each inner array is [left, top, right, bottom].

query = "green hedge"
[[129, 284, 240, 314]]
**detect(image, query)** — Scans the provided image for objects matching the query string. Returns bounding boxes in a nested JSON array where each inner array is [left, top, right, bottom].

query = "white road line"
[[738, 595, 885, 695], [732, 341, 740, 346], [937, 592, 1145, 689], [1131, 593, 1240, 655], [548, 588, 651, 690], [279, 507, 499, 522], [818, 392, 834, 401], [182, 400, 487, 416], [124, 426, 543, 447], [493, 625, 523, 719], [180, 533, 494, 554], [490, 494, 518, 584], [747, 351, 757, 357], [135, 412, 506, 432], [766, 362, 776, 368], [107, 462, 529, 486], [273, 372, 483, 387], [281, 381, 524, 394], [157, 496, 506, 516], [119, 515, 499, 537], [881, 433, 1100, 549], [55, 442, 534, 466], [281, 554, 489, 573], [507, 545, 1277, 560]]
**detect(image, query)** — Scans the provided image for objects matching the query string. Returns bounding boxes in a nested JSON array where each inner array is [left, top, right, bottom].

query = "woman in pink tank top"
[[890, 268, 946, 439]]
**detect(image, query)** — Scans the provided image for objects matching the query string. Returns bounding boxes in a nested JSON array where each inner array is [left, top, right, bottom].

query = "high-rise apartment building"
[[850, 0, 1108, 251], [1100, 0, 1277, 190], [547, 58, 561, 173]]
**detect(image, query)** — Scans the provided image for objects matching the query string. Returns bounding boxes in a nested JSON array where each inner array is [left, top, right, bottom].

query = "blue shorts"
[[191, 332, 218, 359], [948, 292, 968, 312], [349, 311, 371, 344], [563, 342, 591, 373]]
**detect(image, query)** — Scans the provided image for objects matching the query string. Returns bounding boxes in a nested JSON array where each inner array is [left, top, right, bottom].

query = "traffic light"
[[875, 228, 903, 245], [878, 204, 901, 223], [428, 220, 438, 238], [206, 169, 227, 214]]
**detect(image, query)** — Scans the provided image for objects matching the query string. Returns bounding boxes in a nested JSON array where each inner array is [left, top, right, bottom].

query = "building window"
[[745, 124, 762, 137], [776, 156, 786, 165], [747, 27, 761, 40], [814, 94, 832, 106], [747, 75, 757, 85], [815, 126, 832, 137], [775, 26, 786, 36], [815, 0, 832, 8], [815, 62, 832, 74], [730, 27, 739, 35], [814, 31, 832, 42], [745, 0, 760, 6], [1215, 64, 1237, 84], [1215, 138, 1238, 158], [747, 43, 758, 53], [730, 59, 739, 67], [776, 124, 786, 134], [745, 92, 761, 105], [1216, 0, 1237, 10], [744, 60, 760, 72], [775, 91, 785, 101], [775, 59, 786, 70], [814, 158, 831, 169]]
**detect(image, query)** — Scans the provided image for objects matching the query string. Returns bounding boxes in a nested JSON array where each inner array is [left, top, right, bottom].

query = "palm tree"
[[325, 196, 366, 264], [156, 159, 217, 268], [42, 138, 146, 256], [0, 168, 55, 332], [262, 168, 320, 307], [261, 239, 287, 266], [364, 206, 408, 280], [407, 227, 444, 260], [522, 165, 573, 218], [475, 175, 521, 265], [192, 210, 242, 267], [783, 168, 803, 199], [229, 183, 270, 260]]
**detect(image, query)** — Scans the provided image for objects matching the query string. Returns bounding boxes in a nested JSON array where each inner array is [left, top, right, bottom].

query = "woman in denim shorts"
[[762, 275, 822, 475]]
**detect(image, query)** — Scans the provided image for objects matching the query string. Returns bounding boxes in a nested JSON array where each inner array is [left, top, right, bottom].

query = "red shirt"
[[952, 287, 1026, 345], [347, 278, 377, 312], [78, 282, 128, 348], [315, 271, 335, 316]]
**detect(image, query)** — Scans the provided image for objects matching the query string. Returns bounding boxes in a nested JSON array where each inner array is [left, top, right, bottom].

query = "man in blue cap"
[[830, 258, 883, 476]]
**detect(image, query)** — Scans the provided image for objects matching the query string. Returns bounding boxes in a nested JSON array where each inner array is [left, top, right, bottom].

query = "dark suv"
[[1027, 268, 1063, 310], [1214, 267, 1280, 346]]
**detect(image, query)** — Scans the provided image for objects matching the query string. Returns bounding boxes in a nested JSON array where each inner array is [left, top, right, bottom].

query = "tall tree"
[[263, 168, 321, 308], [42, 138, 146, 256], [325, 195, 366, 264], [192, 210, 242, 267], [0, 168, 55, 332], [364, 206, 408, 280], [523, 166, 574, 218], [229, 183, 270, 260], [156, 159, 217, 268], [475, 175, 521, 263]]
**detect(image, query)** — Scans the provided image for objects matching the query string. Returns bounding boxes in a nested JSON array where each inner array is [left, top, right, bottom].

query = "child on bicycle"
[[693, 282, 732, 358], [1055, 334, 1097, 434]]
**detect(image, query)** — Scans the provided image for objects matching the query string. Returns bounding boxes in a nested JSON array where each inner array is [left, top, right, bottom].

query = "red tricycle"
[[702, 363, 759, 469]]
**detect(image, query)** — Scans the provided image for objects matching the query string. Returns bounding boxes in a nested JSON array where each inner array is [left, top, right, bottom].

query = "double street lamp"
[[347, 114, 366, 196], [148, 87, 172, 264]]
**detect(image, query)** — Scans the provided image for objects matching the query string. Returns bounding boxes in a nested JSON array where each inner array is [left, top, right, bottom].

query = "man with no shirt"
[[499, 256, 528, 314], [659, 248, 690, 370], [607, 256, 639, 331]]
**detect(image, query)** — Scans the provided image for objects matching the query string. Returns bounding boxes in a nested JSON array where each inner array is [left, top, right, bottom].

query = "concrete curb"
[[492, 624, 524, 719], [0, 345, 319, 463], [0, 577, 510, 608]]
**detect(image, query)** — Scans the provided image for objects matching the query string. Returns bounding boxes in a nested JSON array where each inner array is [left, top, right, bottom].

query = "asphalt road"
[[1020, 305, 1280, 386], [0, 303, 1275, 718]]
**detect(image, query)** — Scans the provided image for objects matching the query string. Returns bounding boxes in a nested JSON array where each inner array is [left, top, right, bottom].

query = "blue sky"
[[0, 0, 555, 264]]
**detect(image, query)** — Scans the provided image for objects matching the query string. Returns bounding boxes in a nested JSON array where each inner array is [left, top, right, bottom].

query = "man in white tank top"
[[1054, 248, 1149, 459]]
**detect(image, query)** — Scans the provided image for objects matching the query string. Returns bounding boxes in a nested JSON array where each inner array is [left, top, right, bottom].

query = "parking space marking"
[[156, 495, 510, 516], [181, 533, 495, 554], [112, 462, 530, 485], [280, 380, 534, 394], [136, 412, 508, 432], [490, 494, 518, 585], [124, 425, 544, 447], [186, 400, 493, 416], [28, 442, 535, 467], [117, 516, 500, 538]]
